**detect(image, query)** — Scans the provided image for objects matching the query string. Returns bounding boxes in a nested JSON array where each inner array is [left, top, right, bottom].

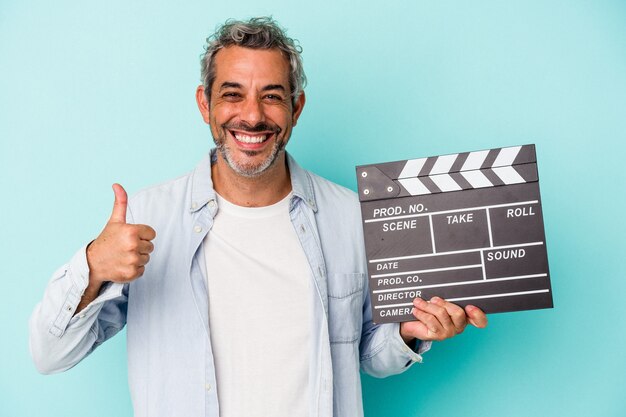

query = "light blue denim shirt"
[[30, 150, 429, 417]]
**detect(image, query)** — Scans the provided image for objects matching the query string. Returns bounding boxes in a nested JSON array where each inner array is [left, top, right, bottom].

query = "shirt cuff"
[[49, 246, 124, 336], [416, 339, 432, 355], [390, 323, 429, 365]]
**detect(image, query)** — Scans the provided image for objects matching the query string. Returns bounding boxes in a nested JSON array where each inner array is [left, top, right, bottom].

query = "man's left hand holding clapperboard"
[[356, 144, 553, 324]]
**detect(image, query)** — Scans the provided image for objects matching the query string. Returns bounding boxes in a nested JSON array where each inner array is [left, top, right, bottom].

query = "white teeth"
[[234, 133, 267, 143]]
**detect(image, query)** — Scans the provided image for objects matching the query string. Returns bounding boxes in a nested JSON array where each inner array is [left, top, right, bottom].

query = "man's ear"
[[291, 92, 306, 126], [196, 85, 211, 124]]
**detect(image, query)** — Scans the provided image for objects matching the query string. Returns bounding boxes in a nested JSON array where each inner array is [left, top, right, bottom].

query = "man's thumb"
[[109, 183, 128, 223]]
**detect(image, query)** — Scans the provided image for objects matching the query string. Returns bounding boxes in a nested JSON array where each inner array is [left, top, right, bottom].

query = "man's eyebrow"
[[219, 82, 242, 90], [219, 82, 287, 92], [261, 84, 286, 92]]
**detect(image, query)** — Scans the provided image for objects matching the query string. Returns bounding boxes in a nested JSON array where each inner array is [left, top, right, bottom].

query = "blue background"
[[2, 1, 625, 416]]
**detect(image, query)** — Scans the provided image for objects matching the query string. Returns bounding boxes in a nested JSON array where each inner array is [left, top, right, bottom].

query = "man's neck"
[[211, 153, 292, 207]]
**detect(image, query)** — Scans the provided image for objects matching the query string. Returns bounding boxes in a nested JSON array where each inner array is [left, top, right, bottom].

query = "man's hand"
[[400, 297, 487, 344], [76, 184, 156, 314]]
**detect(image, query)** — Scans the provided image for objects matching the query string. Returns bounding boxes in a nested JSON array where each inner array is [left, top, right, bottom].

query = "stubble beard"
[[212, 125, 287, 178]]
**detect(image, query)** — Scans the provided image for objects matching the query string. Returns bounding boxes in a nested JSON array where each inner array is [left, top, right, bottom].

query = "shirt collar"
[[189, 149, 317, 213], [286, 152, 318, 212], [189, 151, 217, 213]]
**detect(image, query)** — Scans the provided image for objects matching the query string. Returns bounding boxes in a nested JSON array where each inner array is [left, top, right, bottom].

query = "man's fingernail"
[[431, 296, 441, 303]]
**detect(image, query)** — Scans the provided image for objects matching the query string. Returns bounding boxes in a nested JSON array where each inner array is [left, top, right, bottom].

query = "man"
[[30, 17, 487, 417]]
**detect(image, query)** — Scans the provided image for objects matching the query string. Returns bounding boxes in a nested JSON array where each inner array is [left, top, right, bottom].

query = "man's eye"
[[223, 92, 241, 100], [263, 94, 283, 102]]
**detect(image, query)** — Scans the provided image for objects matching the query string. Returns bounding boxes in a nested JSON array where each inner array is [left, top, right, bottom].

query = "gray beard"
[[214, 133, 286, 178]]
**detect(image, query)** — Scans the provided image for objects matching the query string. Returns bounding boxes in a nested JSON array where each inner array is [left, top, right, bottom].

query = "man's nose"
[[240, 97, 265, 125]]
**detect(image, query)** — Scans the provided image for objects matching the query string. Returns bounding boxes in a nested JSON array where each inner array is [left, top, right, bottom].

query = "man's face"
[[198, 46, 305, 178]]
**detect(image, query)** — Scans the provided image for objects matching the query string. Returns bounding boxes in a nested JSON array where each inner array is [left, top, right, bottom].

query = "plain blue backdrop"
[[1, 1, 625, 416]]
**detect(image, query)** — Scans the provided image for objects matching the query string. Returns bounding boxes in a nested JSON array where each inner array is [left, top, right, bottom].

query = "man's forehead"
[[213, 46, 290, 86]]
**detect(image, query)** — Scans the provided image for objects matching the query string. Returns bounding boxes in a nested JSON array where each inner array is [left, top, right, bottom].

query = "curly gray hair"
[[200, 17, 307, 105]]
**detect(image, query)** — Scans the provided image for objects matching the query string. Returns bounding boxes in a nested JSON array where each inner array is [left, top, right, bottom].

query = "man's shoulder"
[[307, 171, 357, 201], [129, 171, 192, 207], [303, 169, 360, 217], [128, 153, 212, 211]]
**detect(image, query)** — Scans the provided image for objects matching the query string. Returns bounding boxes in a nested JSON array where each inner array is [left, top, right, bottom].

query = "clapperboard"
[[356, 144, 553, 324]]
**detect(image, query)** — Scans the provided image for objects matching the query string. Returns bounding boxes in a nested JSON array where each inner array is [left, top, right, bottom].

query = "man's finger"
[[109, 183, 128, 224], [401, 316, 432, 341], [137, 240, 154, 255], [138, 254, 150, 266], [410, 308, 442, 337], [465, 305, 488, 328], [413, 297, 454, 331], [137, 225, 157, 241], [432, 297, 467, 333]]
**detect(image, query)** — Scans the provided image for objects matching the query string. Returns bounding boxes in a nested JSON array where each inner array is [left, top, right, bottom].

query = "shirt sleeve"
[[29, 245, 127, 374], [359, 284, 432, 378]]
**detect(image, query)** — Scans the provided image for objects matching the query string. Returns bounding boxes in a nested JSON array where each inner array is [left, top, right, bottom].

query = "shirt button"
[[205, 383, 211, 391], [191, 202, 198, 210], [194, 226, 202, 233], [208, 200, 216, 208]]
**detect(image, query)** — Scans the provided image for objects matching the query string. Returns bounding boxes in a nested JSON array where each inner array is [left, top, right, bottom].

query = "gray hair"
[[200, 17, 307, 105]]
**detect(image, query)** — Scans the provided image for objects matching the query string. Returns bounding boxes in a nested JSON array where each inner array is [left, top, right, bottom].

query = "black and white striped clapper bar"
[[356, 144, 553, 324]]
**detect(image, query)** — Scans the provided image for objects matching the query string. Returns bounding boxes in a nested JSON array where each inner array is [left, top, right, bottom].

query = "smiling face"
[[197, 46, 305, 178]]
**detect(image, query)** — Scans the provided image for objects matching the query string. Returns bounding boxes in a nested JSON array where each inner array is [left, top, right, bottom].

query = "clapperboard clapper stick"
[[356, 144, 553, 324]]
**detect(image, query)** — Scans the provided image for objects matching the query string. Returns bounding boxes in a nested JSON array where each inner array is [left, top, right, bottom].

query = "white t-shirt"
[[203, 192, 311, 417]]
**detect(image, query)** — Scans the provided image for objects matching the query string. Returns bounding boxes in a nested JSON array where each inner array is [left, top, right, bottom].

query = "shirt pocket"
[[327, 272, 365, 344]]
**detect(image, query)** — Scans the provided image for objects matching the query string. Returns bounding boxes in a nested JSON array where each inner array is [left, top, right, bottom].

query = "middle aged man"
[[30, 17, 487, 417]]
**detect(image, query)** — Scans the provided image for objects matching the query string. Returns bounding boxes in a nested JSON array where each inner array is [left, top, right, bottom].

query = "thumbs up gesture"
[[86, 184, 156, 285]]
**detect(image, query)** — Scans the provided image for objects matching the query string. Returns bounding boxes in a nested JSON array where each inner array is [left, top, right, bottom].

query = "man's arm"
[[29, 184, 155, 374], [28, 246, 128, 374], [359, 286, 428, 378]]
